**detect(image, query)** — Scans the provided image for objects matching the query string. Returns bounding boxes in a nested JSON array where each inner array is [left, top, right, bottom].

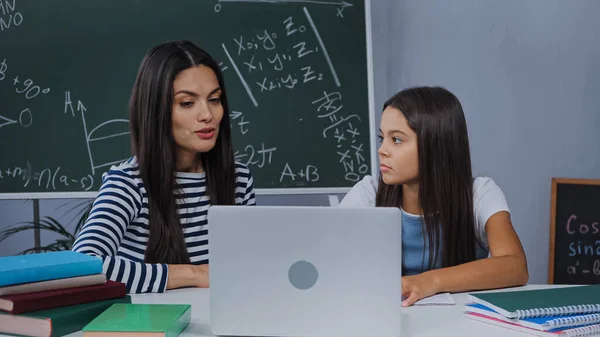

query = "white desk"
[[2, 284, 568, 337]]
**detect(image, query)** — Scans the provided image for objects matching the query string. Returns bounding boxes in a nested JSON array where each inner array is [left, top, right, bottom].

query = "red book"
[[0, 280, 126, 314]]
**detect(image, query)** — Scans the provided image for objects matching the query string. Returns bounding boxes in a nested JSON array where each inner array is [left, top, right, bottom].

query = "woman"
[[341, 86, 528, 306], [73, 40, 256, 293]]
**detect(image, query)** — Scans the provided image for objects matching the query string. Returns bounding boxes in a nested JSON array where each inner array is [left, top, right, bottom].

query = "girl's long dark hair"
[[376, 86, 478, 270], [129, 40, 236, 264]]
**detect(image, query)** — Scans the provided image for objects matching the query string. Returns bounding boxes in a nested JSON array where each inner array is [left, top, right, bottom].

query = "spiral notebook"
[[466, 285, 600, 319], [466, 311, 600, 337], [465, 303, 600, 331]]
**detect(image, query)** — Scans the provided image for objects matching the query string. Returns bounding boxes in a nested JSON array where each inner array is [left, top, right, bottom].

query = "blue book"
[[465, 303, 600, 332], [0, 251, 103, 287]]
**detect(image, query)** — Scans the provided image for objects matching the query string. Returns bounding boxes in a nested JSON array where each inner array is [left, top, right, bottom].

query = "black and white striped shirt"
[[72, 157, 256, 293]]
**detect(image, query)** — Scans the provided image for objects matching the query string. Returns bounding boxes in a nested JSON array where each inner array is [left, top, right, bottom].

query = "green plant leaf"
[[0, 224, 38, 244], [19, 240, 73, 254], [1, 199, 93, 254], [73, 201, 93, 236], [57, 199, 93, 228], [1, 217, 73, 244], [39, 217, 73, 238]]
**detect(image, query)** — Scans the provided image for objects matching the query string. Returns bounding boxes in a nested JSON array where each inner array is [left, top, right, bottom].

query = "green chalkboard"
[[0, 0, 374, 198]]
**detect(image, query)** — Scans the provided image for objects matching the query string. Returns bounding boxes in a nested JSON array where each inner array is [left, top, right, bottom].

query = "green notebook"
[[0, 296, 131, 337], [82, 303, 191, 337], [467, 285, 600, 319]]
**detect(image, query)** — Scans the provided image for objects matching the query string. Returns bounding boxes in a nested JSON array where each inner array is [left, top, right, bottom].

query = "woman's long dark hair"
[[129, 40, 236, 264], [375, 86, 478, 270]]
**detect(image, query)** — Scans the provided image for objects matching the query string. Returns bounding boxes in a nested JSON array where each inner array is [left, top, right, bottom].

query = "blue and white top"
[[72, 157, 256, 293], [340, 175, 509, 275]]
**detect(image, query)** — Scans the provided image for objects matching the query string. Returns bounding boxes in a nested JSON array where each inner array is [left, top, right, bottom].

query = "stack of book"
[[0, 251, 130, 337], [464, 285, 600, 336]]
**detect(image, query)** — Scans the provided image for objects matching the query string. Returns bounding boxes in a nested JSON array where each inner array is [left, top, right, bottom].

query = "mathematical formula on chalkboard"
[[549, 178, 600, 284], [0, 0, 374, 196]]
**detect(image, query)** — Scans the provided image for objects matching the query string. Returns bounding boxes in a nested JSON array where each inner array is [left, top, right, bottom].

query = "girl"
[[72, 41, 256, 294], [340, 86, 528, 306]]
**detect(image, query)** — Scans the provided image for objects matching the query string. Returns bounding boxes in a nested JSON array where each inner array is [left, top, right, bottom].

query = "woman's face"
[[171, 65, 224, 159]]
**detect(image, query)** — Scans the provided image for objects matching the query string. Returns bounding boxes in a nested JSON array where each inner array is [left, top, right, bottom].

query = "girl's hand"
[[401, 272, 439, 307]]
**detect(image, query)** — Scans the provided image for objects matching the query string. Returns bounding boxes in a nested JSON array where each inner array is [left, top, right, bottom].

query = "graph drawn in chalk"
[[76, 100, 130, 175]]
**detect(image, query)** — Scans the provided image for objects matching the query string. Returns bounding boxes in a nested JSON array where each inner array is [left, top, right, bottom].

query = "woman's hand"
[[401, 272, 439, 307], [167, 264, 210, 290], [193, 264, 209, 288]]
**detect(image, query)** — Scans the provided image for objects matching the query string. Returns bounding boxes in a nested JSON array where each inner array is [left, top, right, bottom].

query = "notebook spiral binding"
[[547, 313, 600, 329], [514, 304, 600, 319], [562, 323, 600, 337]]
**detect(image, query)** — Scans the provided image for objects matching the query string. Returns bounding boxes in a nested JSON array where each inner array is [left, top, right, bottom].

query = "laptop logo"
[[288, 260, 318, 290]]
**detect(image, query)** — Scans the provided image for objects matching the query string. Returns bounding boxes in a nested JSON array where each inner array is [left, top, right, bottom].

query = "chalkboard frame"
[[548, 177, 600, 284], [1, 0, 377, 200]]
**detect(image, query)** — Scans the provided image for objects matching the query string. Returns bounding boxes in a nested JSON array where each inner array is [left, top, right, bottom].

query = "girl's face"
[[171, 65, 224, 158], [378, 107, 419, 185]]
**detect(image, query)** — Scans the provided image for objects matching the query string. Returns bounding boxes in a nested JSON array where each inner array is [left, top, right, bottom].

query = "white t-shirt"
[[339, 175, 510, 249]]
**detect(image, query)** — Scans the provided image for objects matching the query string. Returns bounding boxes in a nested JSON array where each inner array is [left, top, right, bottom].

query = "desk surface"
[[1, 284, 568, 337]]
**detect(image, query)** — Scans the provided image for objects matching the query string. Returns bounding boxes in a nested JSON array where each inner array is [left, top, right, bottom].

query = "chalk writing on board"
[[284, 16, 306, 35], [0, 107, 31, 128], [558, 205, 600, 280], [254, 42, 319, 90], [568, 241, 600, 257], [217, 0, 354, 13], [235, 143, 277, 168], [222, 10, 331, 104], [64, 91, 131, 175], [222, 43, 258, 107], [0, 58, 6, 81], [218, 61, 229, 72], [303, 7, 340, 87], [0, 162, 94, 191], [217, 4, 368, 185], [566, 214, 600, 235], [566, 214, 600, 257], [230, 110, 249, 135], [13, 76, 50, 99], [64, 91, 76, 117], [567, 260, 600, 276], [280, 162, 320, 183], [0, 114, 16, 128], [0, 58, 47, 129], [83, 113, 130, 174], [0, 0, 22, 33], [312, 90, 368, 182], [0, 0, 371, 194], [256, 73, 316, 92]]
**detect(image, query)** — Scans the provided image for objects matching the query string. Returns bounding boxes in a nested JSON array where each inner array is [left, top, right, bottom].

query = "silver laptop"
[[208, 206, 402, 337]]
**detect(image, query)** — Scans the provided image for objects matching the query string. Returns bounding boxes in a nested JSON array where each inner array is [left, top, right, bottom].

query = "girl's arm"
[[402, 211, 528, 306]]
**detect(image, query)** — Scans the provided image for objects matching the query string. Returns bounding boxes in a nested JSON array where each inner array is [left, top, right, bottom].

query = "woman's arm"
[[72, 169, 207, 293], [240, 167, 256, 206], [167, 264, 209, 289], [401, 211, 528, 306]]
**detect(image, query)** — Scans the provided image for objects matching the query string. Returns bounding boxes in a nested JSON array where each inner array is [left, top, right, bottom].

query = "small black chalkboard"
[[549, 178, 600, 284]]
